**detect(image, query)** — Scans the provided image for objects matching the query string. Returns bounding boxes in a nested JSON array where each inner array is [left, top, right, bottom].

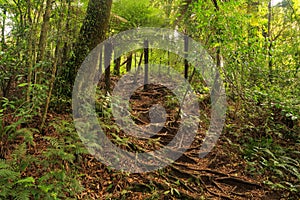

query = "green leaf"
[[17, 83, 28, 87], [16, 177, 35, 184]]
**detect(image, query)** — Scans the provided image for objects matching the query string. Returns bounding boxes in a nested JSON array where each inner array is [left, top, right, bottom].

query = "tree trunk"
[[36, 0, 52, 63], [105, 42, 112, 93], [26, 0, 33, 102], [184, 35, 189, 79], [1, 7, 6, 49], [134, 51, 144, 84], [40, 38, 61, 131], [211, 0, 222, 71], [68, 0, 113, 91], [40, 0, 65, 131], [175, 0, 194, 26], [61, 0, 72, 67], [126, 53, 133, 72], [99, 46, 103, 76], [114, 55, 121, 75], [144, 40, 149, 90], [36, 0, 52, 84]]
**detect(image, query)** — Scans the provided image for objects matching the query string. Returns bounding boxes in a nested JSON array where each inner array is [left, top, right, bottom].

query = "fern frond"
[[0, 159, 10, 169], [14, 189, 31, 200], [0, 168, 19, 179], [42, 136, 60, 148]]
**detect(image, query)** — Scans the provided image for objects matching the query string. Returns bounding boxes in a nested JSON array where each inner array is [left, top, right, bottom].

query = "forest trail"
[[10, 75, 282, 199], [1, 0, 299, 199], [74, 77, 278, 199]]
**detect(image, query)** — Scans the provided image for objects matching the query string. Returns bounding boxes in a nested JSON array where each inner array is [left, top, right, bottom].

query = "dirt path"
[[77, 81, 277, 199]]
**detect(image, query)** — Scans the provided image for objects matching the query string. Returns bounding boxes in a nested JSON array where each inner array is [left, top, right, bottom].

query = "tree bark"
[[184, 35, 189, 79], [105, 42, 112, 93], [40, 38, 61, 131], [126, 53, 133, 72], [61, 0, 72, 67], [1, 7, 6, 49], [144, 40, 149, 90], [68, 0, 113, 90], [114, 55, 121, 75], [35, 0, 52, 84], [36, 0, 52, 63], [26, 0, 33, 102]]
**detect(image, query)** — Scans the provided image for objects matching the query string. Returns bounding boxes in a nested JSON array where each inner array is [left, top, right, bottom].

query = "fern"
[[0, 160, 37, 200], [13, 190, 31, 200], [0, 160, 18, 181], [37, 169, 84, 199], [0, 168, 19, 178], [0, 159, 10, 169], [15, 127, 37, 145], [43, 136, 60, 148]]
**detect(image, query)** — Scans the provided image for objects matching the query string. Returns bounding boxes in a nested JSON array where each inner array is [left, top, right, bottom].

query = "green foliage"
[[95, 92, 133, 148], [34, 120, 85, 199], [1, 0, 300, 198], [164, 94, 179, 109], [0, 118, 85, 199], [0, 110, 37, 158], [0, 159, 36, 200], [42, 119, 87, 166], [36, 169, 84, 199], [111, 0, 165, 31], [244, 137, 300, 193], [192, 1, 300, 196]]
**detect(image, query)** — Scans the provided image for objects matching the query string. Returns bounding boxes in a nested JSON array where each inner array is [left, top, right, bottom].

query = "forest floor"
[[4, 77, 294, 199], [76, 79, 282, 199]]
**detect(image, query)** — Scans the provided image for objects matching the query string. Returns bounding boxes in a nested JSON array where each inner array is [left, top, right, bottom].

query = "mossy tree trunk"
[[67, 0, 113, 93]]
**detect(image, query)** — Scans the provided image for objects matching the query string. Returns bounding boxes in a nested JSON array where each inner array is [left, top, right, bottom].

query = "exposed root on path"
[[75, 82, 275, 199]]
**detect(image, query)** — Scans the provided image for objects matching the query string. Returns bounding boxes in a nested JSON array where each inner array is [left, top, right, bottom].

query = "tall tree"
[[36, 0, 52, 64], [67, 0, 113, 91]]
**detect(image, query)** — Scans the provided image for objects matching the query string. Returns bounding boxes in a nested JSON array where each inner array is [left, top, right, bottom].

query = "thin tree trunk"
[[40, 0, 65, 131], [134, 52, 137, 70], [134, 51, 144, 84], [211, 0, 224, 104], [26, 0, 33, 102], [36, 0, 52, 84], [105, 42, 113, 93], [1, 7, 6, 49], [184, 35, 189, 79], [211, 0, 222, 70], [114, 54, 121, 75], [99, 46, 103, 76], [61, 0, 72, 67], [168, 51, 170, 74], [37, 0, 52, 62], [175, 0, 194, 26], [144, 40, 149, 90], [40, 39, 61, 131], [126, 53, 133, 72]]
